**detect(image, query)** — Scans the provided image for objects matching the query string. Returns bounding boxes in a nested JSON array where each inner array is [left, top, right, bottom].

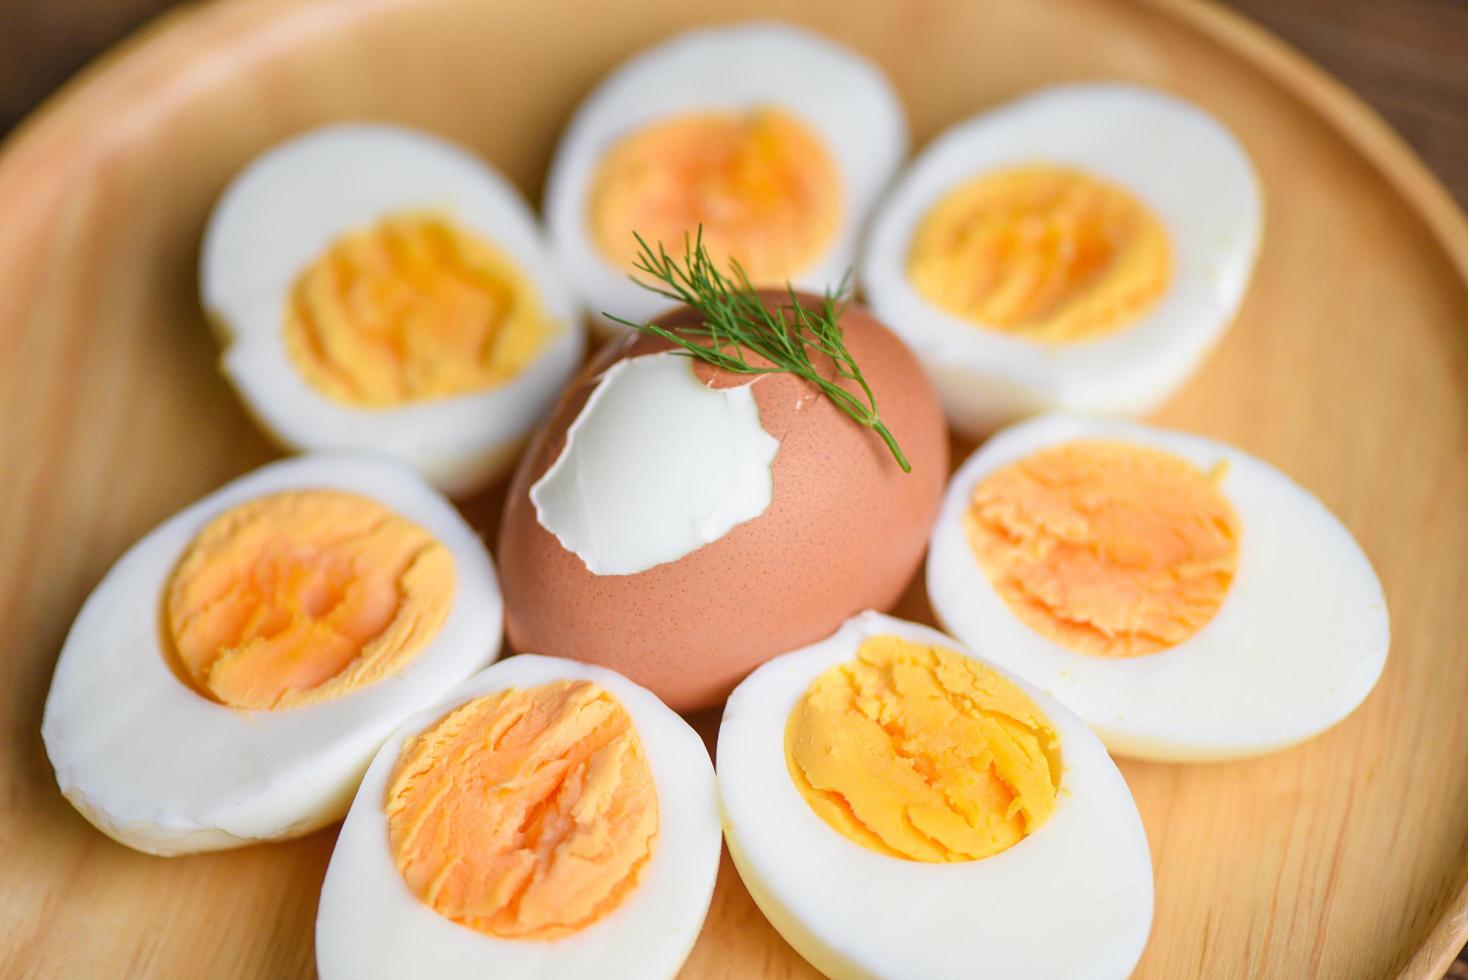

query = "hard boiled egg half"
[[42, 454, 502, 854], [202, 124, 583, 496], [718, 611, 1153, 979], [862, 84, 1262, 434], [544, 22, 907, 331], [927, 414, 1390, 761], [317, 654, 720, 980]]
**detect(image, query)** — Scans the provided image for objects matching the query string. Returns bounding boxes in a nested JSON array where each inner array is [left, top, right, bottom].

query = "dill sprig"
[[603, 230, 910, 473]]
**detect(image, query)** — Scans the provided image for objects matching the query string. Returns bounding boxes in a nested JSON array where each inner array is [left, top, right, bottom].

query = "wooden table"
[[4, 0, 1465, 210], [2, 0, 1465, 975]]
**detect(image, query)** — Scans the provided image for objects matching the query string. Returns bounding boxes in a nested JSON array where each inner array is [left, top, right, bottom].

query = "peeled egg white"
[[927, 414, 1390, 761], [201, 123, 584, 495], [544, 22, 907, 331], [718, 611, 1153, 980], [316, 654, 721, 980], [41, 454, 503, 855], [861, 83, 1262, 434], [529, 350, 780, 576]]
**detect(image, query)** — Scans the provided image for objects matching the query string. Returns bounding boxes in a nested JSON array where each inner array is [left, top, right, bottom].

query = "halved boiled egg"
[[41, 454, 502, 854], [544, 22, 907, 331], [718, 611, 1153, 979], [861, 84, 1262, 434], [202, 124, 584, 495], [927, 414, 1390, 761], [316, 654, 720, 980]]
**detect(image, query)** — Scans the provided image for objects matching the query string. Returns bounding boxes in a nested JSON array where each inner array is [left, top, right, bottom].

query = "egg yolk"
[[906, 165, 1171, 341], [386, 680, 658, 940], [587, 108, 842, 282], [967, 440, 1240, 657], [164, 490, 454, 709], [785, 634, 1059, 862], [282, 212, 552, 406]]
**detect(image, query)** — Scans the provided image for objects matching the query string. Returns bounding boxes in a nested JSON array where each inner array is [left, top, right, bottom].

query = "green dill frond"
[[603, 229, 911, 473]]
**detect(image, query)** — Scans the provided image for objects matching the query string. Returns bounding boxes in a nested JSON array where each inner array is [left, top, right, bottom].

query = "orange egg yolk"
[[587, 108, 842, 282], [164, 489, 454, 709], [385, 680, 658, 940], [282, 212, 552, 407], [906, 165, 1171, 341], [966, 440, 1240, 657], [785, 634, 1059, 862]]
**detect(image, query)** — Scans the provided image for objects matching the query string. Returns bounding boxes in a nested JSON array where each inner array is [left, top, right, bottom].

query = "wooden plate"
[[2, 0, 1465, 975]]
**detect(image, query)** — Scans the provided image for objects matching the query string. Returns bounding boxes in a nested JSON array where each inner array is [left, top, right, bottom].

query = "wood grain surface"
[[1226, 0, 1468, 209], [5, 0, 1467, 210], [0, 0, 1466, 978]]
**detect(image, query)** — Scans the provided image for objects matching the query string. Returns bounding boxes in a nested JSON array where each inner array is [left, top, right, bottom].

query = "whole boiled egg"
[[316, 654, 720, 980], [719, 611, 1154, 979], [201, 123, 584, 495], [927, 414, 1390, 761], [862, 84, 1262, 434], [497, 293, 947, 711], [544, 22, 907, 332], [42, 454, 502, 854]]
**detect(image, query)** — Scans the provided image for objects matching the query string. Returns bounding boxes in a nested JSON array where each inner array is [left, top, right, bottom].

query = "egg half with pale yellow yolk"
[[202, 124, 583, 496], [543, 22, 907, 333], [41, 454, 503, 854], [861, 84, 1262, 435], [718, 611, 1153, 979], [316, 654, 720, 980], [926, 414, 1390, 761]]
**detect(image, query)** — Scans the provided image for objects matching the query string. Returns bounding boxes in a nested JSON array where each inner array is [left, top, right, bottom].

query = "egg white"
[[201, 123, 584, 496], [316, 654, 721, 980], [861, 83, 1262, 435], [41, 454, 503, 855], [927, 414, 1391, 761], [718, 611, 1153, 980], [543, 21, 908, 332], [529, 351, 779, 576]]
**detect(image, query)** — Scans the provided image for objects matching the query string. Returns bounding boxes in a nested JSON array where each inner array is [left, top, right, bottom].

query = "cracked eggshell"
[[528, 351, 781, 576], [497, 294, 948, 712]]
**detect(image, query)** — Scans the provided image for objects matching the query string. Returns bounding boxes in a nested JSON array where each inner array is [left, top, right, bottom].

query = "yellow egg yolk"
[[385, 680, 658, 940], [906, 165, 1171, 341], [967, 440, 1240, 657], [587, 108, 842, 282], [282, 212, 552, 407], [785, 634, 1060, 862], [164, 490, 454, 709]]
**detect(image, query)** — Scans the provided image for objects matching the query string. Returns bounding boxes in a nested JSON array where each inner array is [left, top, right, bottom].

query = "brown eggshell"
[[497, 292, 948, 711]]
